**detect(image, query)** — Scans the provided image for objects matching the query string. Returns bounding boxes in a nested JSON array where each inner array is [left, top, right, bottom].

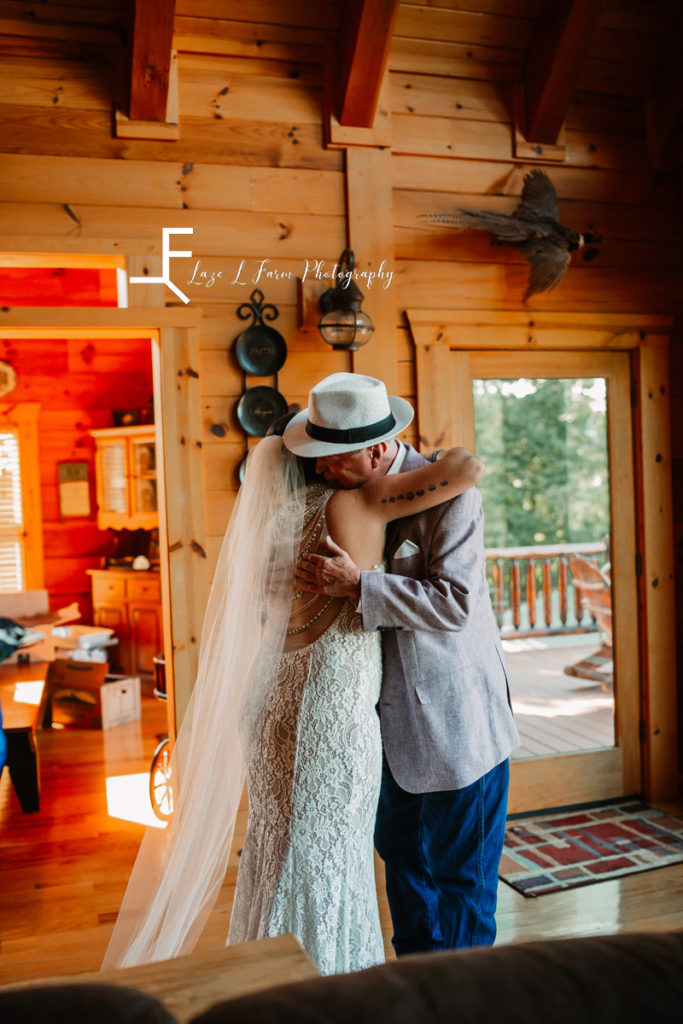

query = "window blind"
[[0, 430, 25, 592]]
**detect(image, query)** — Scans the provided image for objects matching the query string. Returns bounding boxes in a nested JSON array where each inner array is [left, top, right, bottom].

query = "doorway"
[[468, 351, 639, 810], [408, 309, 676, 811], [0, 309, 209, 740]]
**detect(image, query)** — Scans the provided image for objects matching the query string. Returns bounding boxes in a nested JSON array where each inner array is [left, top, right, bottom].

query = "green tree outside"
[[473, 377, 610, 550]]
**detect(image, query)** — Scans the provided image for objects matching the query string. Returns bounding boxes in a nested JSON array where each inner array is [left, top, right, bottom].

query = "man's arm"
[[362, 488, 484, 632], [297, 488, 486, 632]]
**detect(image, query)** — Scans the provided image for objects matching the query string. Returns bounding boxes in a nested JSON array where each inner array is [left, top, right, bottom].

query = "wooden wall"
[[385, 0, 683, 777], [0, 0, 681, 772], [390, 4, 682, 313], [671, 328, 683, 765], [3, 337, 153, 618]]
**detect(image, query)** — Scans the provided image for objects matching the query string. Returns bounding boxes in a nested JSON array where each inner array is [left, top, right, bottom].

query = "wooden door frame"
[[467, 349, 635, 811], [406, 309, 678, 805], [0, 307, 208, 740]]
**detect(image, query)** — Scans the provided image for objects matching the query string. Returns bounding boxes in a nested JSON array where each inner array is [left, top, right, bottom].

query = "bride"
[[103, 373, 483, 976]]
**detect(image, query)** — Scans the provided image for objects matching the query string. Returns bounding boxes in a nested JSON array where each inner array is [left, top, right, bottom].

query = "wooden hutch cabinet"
[[90, 425, 158, 531], [89, 425, 161, 678], [88, 569, 162, 678]]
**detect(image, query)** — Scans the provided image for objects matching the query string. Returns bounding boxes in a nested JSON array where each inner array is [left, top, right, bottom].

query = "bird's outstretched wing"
[[520, 237, 571, 300], [420, 209, 530, 243], [515, 169, 559, 222]]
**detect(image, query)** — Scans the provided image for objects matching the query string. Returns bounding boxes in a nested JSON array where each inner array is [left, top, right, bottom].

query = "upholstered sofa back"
[[2, 931, 682, 1023], [190, 931, 683, 1024]]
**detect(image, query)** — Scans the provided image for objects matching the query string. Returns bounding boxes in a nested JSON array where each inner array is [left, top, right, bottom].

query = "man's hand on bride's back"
[[295, 536, 361, 600]]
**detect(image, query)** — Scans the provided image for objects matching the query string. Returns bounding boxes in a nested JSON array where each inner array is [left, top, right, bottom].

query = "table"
[[3, 935, 318, 1022], [0, 661, 49, 813]]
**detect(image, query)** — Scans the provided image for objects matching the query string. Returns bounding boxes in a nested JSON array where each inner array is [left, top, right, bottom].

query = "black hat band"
[[305, 411, 396, 445]]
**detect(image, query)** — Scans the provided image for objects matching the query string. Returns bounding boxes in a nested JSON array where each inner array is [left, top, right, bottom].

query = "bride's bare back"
[[283, 447, 483, 651]]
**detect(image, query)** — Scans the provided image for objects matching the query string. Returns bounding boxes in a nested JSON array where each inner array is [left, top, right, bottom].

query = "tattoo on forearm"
[[381, 480, 449, 503]]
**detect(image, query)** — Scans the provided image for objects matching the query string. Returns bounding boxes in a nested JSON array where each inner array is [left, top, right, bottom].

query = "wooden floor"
[[504, 636, 614, 758], [1, 684, 682, 987]]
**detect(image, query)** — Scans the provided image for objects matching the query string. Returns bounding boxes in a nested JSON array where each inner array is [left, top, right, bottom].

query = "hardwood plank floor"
[[1, 687, 682, 986]]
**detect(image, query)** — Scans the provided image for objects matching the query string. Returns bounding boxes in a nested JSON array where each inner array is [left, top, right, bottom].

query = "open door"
[[0, 307, 208, 741], [468, 350, 638, 810], [408, 309, 677, 811]]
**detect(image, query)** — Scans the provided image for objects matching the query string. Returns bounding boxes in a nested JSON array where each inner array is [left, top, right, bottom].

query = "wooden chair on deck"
[[564, 555, 613, 688]]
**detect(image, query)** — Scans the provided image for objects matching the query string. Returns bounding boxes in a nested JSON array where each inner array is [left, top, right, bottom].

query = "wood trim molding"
[[0, 254, 126, 269], [509, 750, 622, 814], [634, 339, 678, 800], [1, 311, 205, 745], [153, 325, 208, 736], [0, 307, 201, 336], [407, 308, 677, 805], [414, 346, 473, 453], [406, 310, 673, 353]]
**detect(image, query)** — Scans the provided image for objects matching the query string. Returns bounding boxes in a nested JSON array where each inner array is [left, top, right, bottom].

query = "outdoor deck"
[[503, 634, 614, 759]]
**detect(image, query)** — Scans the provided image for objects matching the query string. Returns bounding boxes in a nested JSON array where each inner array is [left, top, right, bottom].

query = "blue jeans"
[[374, 757, 509, 955]]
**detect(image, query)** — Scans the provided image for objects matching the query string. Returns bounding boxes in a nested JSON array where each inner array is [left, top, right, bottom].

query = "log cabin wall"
[[385, 1, 683, 779], [1, 336, 153, 619], [0, 1, 681, 778]]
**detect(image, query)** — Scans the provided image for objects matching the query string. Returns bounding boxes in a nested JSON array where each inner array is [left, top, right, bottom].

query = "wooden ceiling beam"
[[524, 0, 606, 145], [649, 8, 683, 168], [128, 0, 176, 123], [337, 0, 400, 129]]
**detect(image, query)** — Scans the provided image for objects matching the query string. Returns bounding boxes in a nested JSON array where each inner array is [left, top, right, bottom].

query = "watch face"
[[0, 362, 16, 398]]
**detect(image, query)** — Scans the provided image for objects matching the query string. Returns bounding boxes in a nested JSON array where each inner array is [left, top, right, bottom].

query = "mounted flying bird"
[[420, 169, 603, 301]]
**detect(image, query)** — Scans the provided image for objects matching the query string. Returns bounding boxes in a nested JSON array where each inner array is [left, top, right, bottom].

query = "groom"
[[291, 372, 519, 955]]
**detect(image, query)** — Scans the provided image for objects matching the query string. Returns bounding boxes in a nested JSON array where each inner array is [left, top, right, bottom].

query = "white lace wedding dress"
[[228, 487, 385, 976]]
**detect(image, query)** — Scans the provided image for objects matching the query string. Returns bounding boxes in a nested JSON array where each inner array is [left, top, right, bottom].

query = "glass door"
[[131, 437, 157, 519], [466, 351, 639, 811]]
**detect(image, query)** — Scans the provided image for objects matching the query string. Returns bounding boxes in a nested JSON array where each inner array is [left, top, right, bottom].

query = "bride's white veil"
[[102, 435, 305, 967]]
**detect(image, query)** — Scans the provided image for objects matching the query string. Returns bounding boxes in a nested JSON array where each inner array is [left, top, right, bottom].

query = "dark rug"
[[499, 800, 683, 897]]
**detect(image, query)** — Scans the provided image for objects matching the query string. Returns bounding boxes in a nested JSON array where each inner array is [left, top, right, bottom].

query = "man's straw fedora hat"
[[283, 372, 414, 458]]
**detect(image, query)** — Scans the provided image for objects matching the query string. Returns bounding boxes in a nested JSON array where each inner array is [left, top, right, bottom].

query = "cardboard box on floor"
[[46, 659, 141, 730]]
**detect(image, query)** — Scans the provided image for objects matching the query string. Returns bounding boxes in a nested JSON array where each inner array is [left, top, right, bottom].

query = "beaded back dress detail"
[[228, 484, 385, 976]]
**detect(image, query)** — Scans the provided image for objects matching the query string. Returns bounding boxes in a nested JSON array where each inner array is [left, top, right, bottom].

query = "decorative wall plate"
[[236, 386, 288, 437], [234, 323, 287, 376]]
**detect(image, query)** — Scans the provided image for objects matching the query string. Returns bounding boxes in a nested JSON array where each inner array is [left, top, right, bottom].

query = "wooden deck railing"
[[485, 542, 609, 638]]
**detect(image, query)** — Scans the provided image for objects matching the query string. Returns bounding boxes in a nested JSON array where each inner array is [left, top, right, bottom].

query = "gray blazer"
[[361, 445, 520, 794]]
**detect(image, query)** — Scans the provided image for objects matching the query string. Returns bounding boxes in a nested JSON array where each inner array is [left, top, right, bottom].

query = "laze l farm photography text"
[[188, 257, 394, 290]]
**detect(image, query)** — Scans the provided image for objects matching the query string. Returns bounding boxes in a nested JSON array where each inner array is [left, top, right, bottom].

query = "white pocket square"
[[394, 539, 420, 559]]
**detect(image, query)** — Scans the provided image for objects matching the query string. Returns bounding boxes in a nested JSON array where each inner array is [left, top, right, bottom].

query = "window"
[[0, 404, 43, 592], [0, 430, 25, 591]]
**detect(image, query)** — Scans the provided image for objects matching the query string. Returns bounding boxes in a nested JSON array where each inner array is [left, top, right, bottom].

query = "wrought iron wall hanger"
[[232, 289, 289, 482], [234, 288, 287, 376]]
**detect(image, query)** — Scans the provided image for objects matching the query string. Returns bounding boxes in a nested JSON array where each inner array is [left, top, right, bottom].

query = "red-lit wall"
[[3, 337, 153, 619], [0, 267, 118, 306]]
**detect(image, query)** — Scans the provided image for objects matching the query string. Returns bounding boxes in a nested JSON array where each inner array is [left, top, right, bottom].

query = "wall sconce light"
[[317, 249, 374, 351]]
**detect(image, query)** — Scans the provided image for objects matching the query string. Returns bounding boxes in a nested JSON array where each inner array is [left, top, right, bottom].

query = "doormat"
[[499, 801, 683, 897]]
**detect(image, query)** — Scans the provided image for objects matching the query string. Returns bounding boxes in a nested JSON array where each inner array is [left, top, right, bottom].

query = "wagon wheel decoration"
[[149, 737, 174, 821]]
